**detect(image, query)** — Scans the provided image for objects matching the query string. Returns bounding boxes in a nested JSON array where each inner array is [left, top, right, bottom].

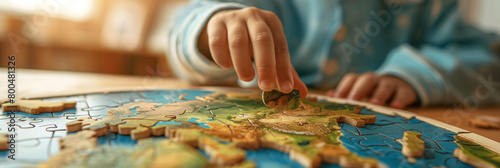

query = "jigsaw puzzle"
[[0, 88, 499, 168]]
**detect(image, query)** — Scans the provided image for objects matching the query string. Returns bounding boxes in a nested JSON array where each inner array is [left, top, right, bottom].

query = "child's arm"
[[333, 0, 500, 108], [166, 1, 246, 86]]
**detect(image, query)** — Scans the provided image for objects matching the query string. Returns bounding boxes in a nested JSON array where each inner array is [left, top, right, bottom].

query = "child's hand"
[[198, 7, 308, 97], [327, 73, 417, 109]]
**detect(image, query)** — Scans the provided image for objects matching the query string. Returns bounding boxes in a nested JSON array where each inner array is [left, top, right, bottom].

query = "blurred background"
[[0, 0, 498, 77]]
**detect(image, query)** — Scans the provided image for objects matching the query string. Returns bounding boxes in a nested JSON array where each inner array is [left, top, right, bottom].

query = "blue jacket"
[[167, 0, 500, 106]]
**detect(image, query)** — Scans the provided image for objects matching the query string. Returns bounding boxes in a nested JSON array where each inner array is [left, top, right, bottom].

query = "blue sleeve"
[[376, 1, 500, 107], [166, 0, 247, 85]]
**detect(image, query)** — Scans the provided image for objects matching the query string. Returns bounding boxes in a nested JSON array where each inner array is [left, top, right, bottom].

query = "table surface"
[[1, 68, 499, 142]]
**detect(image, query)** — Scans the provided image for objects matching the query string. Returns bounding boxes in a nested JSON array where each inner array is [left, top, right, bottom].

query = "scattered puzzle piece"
[[402, 131, 425, 158], [0, 133, 8, 151], [2, 100, 76, 115], [469, 115, 500, 129]]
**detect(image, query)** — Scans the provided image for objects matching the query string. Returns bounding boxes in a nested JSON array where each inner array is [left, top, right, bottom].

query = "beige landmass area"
[[47, 92, 379, 168]]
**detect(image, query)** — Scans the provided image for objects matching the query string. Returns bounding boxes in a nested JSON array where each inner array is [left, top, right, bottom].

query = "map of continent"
[[1, 89, 499, 168]]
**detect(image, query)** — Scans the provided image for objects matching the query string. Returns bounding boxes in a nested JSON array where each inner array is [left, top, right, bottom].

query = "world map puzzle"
[[0, 89, 499, 168]]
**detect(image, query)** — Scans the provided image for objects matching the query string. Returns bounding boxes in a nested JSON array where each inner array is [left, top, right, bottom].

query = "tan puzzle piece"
[[168, 129, 247, 166], [0, 133, 8, 151], [2, 100, 76, 114], [179, 93, 189, 100], [59, 130, 97, 151], [66, 117, 98, 132], [65, 102, 179, 140], [402, 131, 425, 158], [199, 138, 246, 166], [338, 154, 378, 168], [469, 116, 500, 129]]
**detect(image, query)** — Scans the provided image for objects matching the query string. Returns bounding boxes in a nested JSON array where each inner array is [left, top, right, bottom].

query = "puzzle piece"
[[469, 115, 500, 129], [66, 117, 99, 133], [59, 130, 97, 151], [178, 93, 189, 100], [454, 149, 496, 168], [2, 100, 76, 115], [66, 102, 184, 140], [0, 133, 8, 150], [199, 137, 247, 166], [401, 131, 425, 158], [454, 136, 500, 168], [262, 89, 300, 110]]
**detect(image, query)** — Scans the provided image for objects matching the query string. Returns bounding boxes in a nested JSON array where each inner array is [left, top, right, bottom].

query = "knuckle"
[[243, 7, 261, 16], [276, 43, 289, 54], [209, 14, 222, 23], [229, 35, 246, 48], [254, 32, 272, 44], [277, 62, 291, 70], [257, 64, 275, 71], [209, 37, 224, 48], [245, 7, 260, 13]]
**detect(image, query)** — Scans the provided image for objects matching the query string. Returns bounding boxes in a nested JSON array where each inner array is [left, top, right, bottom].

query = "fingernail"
[[260, 80, 274, 91], [281, 82, 293, 93]]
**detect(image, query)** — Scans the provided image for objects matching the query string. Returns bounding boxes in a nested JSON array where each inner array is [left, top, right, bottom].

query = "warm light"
[[0, 0, 94, 21]]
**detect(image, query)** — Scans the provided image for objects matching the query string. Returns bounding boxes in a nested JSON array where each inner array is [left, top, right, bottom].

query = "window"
[[0, 0, 94, 21]]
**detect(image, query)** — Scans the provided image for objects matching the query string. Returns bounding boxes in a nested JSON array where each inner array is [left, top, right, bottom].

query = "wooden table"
[[1, 68, 499, 142]]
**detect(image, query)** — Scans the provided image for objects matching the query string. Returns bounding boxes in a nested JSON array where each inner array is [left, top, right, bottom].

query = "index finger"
[[263, 11, 294, 93], [247, 20, 276, 91]]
